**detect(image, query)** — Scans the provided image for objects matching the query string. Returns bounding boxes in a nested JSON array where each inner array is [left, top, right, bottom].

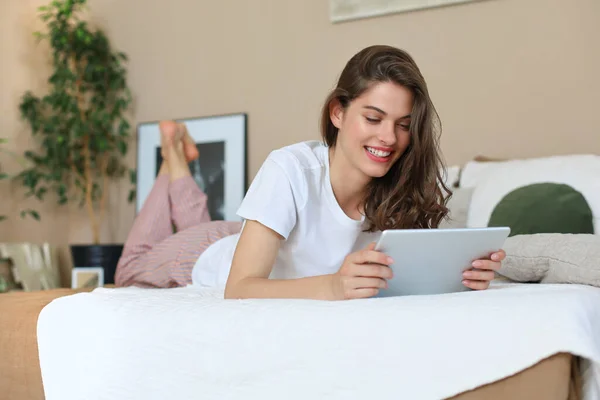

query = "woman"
[[116, 45, 506, 298]]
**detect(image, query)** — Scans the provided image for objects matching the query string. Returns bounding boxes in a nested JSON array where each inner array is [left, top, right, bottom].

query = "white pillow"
[[465, 154, 600, 234], [459, 160, 502, 188], [440, 187, 474, 229], [442, 165, 460, 188]]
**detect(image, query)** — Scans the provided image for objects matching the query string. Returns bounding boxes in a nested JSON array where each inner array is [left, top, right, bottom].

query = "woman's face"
[[330, 81, 413, 180]]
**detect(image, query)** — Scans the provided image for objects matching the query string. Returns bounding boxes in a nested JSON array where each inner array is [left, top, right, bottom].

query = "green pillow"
[[488, 182, 595, 237]]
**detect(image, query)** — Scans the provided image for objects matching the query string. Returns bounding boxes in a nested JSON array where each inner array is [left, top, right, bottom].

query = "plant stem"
[[98, 154, 109, 238], [83, 135, 100, 244], [72, 54, 100, 244]]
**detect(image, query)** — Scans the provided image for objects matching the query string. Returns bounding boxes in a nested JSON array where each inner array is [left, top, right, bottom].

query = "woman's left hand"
[[462, 249, 506, 290]]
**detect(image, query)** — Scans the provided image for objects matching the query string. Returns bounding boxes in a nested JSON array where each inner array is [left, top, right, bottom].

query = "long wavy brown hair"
[[320, 45, 452, 231]]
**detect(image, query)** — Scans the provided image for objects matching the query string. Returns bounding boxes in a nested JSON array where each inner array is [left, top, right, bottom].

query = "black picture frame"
[[135, 113, 248, 221]]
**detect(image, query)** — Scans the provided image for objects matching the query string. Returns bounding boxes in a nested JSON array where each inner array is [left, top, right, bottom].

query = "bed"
[[35, 282, 600, 400], [1, 285, 591, 400]]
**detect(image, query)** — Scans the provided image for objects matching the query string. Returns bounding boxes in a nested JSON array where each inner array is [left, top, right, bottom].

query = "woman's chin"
[[361, 164, 393, 179]]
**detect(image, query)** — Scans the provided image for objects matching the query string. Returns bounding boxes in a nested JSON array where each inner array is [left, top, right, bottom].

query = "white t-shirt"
[[191, 140, 381, 288]]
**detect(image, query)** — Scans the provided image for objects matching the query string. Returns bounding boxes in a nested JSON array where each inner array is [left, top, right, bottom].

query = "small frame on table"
[[136, 113, 248, 222], [71, 267, 104, 289]]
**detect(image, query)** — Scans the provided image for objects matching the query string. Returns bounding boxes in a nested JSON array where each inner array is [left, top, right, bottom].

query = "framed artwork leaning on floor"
[[136, 113, 248, 222]]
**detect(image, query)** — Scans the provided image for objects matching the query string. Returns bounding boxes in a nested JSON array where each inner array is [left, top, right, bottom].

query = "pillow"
[[498, 233, 600, 288], [459, 159, 504, 188], [488, 183, 594, 236], [441, 165, 461, 188], [465, 154, 600, 234], [439, 187, 474, 229]]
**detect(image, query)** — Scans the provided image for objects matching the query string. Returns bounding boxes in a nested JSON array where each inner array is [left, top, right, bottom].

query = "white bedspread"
[[38, 283, 600, 400]]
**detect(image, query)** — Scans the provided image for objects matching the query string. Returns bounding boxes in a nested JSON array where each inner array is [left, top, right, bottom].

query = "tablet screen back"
[[374, 227, 510, 297]]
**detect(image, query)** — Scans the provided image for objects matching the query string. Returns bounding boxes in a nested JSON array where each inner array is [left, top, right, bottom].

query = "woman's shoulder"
[[266, 140, 329, 173]]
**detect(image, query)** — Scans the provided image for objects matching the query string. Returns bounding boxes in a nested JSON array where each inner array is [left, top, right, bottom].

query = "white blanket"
[[38, 283, 600, 400]]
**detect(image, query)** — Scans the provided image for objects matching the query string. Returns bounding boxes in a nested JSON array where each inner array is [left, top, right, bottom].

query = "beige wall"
[[1, 0, 598, 282]]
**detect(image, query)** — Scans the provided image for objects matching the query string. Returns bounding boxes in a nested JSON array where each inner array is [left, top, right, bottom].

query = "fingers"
[[462, 279, 490, 290], [353, 248, 393, 267], [463, 269, 495, 282], [471, 259, 502, 271], [463, 259, 496, 290], [491, 249, 506, 262], [351, 277, 388, 290], [463, 263, 495, 290], [352, 263, 393, 279]]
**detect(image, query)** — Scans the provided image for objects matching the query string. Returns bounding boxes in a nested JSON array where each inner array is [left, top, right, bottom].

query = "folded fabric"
[[499, 233, 600, 288]]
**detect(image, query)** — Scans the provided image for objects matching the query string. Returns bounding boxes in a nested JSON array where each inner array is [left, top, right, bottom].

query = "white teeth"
[[366, 147, 391, 158]]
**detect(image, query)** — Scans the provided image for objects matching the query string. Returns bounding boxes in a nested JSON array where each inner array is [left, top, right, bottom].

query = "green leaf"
[[0, 216, 7, 222], [117, 140, 127, 155], [20, 209, 41, 221], [36, 187, 48, 200], [118, 119, 130, 136], [127, 189, 135, 203], [0, 173, 8, 180], [58, 183, 67, 197], [97, 137, 108, 151]]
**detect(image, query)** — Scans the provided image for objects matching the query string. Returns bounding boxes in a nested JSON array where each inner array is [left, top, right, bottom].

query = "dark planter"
[[70, 244, 124, 285], [0, 258, 18, 292]]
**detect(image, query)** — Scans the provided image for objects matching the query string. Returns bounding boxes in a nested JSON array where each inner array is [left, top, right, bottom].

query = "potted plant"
[[16, 0, 135, 284]]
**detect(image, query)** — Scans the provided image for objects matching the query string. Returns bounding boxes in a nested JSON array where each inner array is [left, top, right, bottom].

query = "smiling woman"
[[116, 45, 501, 300], [221, 45, 459, 300]]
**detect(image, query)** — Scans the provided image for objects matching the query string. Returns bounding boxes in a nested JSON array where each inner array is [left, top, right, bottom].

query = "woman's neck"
[[328, 147, 370, 220]]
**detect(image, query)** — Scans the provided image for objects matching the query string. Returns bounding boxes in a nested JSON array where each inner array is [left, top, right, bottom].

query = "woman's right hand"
[[330, 242, 394, 300]]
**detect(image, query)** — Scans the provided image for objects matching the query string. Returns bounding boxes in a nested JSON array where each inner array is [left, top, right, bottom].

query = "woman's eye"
[[399, 124, 410, 131], [365, 117, 380, 123]]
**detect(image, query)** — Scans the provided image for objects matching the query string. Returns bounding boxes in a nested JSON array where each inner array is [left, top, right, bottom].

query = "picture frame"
[[329, 0, 489, 23], [136, 113, 248, 222], [71, 267, 104, 289]]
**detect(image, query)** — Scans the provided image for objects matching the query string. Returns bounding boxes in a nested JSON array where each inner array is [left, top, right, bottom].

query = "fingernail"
[[491, 254, 499, 261], [463, 271, 472, 278], [462, 280, 469, 286], [472, 261, 482, 268], [387, 257, 394, 264]]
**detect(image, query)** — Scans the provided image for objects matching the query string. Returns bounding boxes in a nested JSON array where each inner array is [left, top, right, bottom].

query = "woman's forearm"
[[224, 275, 335, 300]]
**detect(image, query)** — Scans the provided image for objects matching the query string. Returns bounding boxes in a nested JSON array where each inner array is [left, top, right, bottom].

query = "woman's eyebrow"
[[363, 105, 411, 119]]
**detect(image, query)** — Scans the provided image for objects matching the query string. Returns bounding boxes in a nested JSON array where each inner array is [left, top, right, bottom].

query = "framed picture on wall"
[[329, 0, 488, 23], [136, 113, 248, 222]]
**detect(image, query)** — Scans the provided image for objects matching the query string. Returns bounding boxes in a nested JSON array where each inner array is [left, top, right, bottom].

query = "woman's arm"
[[224, 220, 335, 300]]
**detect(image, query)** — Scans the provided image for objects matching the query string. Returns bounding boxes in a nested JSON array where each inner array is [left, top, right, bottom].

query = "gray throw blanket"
[[499, 233, 600, 288]]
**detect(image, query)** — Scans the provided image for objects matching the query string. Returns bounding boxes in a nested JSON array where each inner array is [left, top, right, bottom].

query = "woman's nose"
[[377, 123, 397, 145]]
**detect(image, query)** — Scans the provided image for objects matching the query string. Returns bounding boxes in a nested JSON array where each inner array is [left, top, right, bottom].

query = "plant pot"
[[70, 244, 124, 285], [0, 258, 19, 292]]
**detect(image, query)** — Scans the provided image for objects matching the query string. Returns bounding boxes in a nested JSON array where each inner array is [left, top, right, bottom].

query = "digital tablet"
[[373, 227, 511, 297]]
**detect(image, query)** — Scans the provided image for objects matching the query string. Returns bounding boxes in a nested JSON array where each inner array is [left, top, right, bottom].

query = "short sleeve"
[[236, 154, 303, 239]]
